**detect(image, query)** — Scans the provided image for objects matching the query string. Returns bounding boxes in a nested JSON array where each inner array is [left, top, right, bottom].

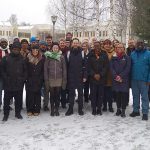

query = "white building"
[[0, 21, 13, 42]]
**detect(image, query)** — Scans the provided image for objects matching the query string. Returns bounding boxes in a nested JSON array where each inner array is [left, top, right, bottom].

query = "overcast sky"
[[0, 0, 51, 24]]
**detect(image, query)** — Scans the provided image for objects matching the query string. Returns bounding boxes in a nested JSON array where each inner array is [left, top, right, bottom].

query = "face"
[[32, 49, 39, 57], [31, 42, 37, 47], [1, 41, 8, 49], [128, 40, 135, 49], [52, 45, 59, 53], [136, 41, 144, 50], [66, 33, 72, 40], [94, 42, 100, 51], [12, 48, 20, 55], [21, 42, 28, 50], [46, 38, 52, 46], [40, 44, 47, 50], [72, 40, 79, 48], [104, 43, 112, 51], [116, 44, 125, 54], [82, 44, 88, 51], [92, 38, 97, 44], [59, 41, 66, 49], [65, 41, 70, 48]]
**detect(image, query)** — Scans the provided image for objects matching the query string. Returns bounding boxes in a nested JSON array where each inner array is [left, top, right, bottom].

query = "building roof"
[[0, 21, 12, 27]]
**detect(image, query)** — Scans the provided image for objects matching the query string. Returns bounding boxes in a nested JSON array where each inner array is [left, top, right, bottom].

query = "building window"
[[9, 31, 11, 36], [106, 31, 108, 36], [0, 30, 2, 35], [93, 31, 95, 37], [103, 31, 105, 36], [99, 31, 101, 37], [3, 31, 5, 36]]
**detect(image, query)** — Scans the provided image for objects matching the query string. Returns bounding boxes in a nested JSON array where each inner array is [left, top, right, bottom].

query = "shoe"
[[9, 106, 13, 111], [109, 108, 114, 113], [55, 108, 60, 116], [27, 112, 33, 116], [15, 114, 23, 119], [2, 115, 8, 121], [65, 106, 73, 116], [34, 113, 40, 116], [121, 109, 126, 118], [62, 104, 66, 109], [92, 109, 97, 115], [130, 111, 140, 117], [142, 114, 148, 121], [44, 106, 49, 111], [116, 109, 122, 116], [97, 109, 102, 115], [50, 106, 55, 116], [102, 107, 107, 112], [78, 110, 84, 116]]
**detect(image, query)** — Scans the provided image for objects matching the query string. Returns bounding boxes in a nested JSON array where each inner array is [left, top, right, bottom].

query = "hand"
[[146, 82, 150, 86], [83, 78, 87, 83], [115, 76, 122, 83], [94, 74, 100, 81]]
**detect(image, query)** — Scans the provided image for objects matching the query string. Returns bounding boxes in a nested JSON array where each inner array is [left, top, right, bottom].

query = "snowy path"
[[0, 102, 150, 150]]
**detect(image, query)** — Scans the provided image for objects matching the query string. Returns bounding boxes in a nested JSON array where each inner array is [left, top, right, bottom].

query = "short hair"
[[59, 38, 65, 43], [72, 38, 79, 42], [46, 35, 52, 39], [21, 39, 28, 44]]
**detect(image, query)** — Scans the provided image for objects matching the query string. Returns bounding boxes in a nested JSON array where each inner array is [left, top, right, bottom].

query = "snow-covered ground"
[[0, 93, 150, 150]]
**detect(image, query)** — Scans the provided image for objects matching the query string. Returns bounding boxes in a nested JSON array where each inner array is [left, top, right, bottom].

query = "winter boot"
[[65, 105, 73, 116], [55, 107, 60, 116], [2, 115, 8, 122], [130, 111, 140, 117], [50, 106, 55, 116], [142, 114, 148, 121], [92, 109, 97, 116], [116, 109, 122, 116], [15, 113, 23, 119], [121, 109, 126, 118], [97, 108, 102, 115]]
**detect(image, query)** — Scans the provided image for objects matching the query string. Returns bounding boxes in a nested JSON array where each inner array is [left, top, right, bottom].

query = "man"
[[0, 38, 9, 109], [65, 38, 87, 116], [127, 39, 135, 56], [88, 41, 108, 115], [130, 40, 150, 121], [66, 32, 73, 41], [46, 35, 53, 51], [59, 38, 69, 108], [2, 42, 27, 121], [39, 40, 47, 54], [20, 39, 29, 58]]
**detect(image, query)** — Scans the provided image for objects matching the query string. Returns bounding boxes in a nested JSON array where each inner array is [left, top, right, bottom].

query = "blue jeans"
[[132, 80, 149, 114], [0, 78, 3, 106]]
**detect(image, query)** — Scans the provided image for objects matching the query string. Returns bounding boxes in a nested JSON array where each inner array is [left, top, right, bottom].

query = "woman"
[[44, 42, 67, 116], [110, 43, 131, 117], [26, 45, 44, 116]]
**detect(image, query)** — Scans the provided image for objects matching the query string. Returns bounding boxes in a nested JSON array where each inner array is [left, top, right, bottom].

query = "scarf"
[[20, 49, 29, 58], [116, 52, 124, 59], [44, 51, 62, 61], [27, 52, 42, 65]]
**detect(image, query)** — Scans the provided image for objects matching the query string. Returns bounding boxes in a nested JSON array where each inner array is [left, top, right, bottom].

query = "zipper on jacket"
[[55, 60, 56, 79]]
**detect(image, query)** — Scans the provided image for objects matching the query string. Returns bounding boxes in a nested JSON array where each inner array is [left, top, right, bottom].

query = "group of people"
[[0, 32, 150, 122]]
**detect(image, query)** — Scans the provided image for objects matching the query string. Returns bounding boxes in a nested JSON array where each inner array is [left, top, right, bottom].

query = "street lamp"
[[51, 15, 57, 41]]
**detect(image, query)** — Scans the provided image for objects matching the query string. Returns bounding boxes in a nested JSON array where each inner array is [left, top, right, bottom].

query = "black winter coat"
[[67, 48, 87, 88], [26, 58, 44, 92], [88, 50, 109, 85], [1, 53, 27, 91]]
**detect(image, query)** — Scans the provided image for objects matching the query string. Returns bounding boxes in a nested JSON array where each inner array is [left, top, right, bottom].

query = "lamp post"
[[51, 15, 57, 41]]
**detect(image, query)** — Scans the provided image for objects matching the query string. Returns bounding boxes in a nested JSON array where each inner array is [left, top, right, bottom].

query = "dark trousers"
[[115, 92, 128, 110], [83, 79, 90, 102], [91, 83, 104, 110], [61, 89, 68, 106], [4, 90, 23, 116], [69, 86, 83, 109], [26, 90, 41, 113], [103, 86, 113, 109], [50, 87, 61, 108]]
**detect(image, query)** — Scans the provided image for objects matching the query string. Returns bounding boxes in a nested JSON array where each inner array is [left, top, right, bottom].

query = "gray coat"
[[44, 55, 67, 89]]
